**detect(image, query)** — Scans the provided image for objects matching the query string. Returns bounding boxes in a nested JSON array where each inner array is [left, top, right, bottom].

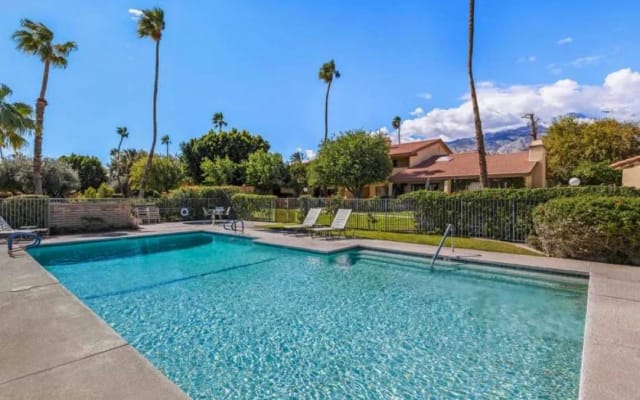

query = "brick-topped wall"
[[49, 201, 137, 233]]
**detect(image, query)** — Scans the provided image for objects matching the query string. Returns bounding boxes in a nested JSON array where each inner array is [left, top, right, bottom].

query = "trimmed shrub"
[[532, 196, 640, 265]]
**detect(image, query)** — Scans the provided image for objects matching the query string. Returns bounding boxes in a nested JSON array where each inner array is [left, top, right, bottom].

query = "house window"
[[392, 160, 398, 167]]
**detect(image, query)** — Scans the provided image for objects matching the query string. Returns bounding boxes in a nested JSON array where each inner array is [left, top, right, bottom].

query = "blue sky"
[[2, 0, 640, 162]]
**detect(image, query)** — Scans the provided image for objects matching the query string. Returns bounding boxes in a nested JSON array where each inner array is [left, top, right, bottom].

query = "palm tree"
[[392, 116, 402, 144], [12, 19, 77, 194], [318, 60, 340, 143], [212, 112, 227, 133], [135, 7, 165, 198], [0, 84, 34, 160], [467, 0, 489, 188], [115, 126, 129, 194], [161, 134, 171, 156]]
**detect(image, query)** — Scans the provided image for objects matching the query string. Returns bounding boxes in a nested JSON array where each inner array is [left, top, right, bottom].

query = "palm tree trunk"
[[324, 80, 332, 143], [397, 127, 401, 145], [467, 0, 489, 188], [116, 137, 123, 194], [139, 39, 160, 198], [166, 144, 169, 157], [33, 60, 50, 195]]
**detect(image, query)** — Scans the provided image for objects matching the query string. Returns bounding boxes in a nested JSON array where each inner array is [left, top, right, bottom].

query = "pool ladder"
[[430, 224, 454, 268], [223, 219, 244, 234]]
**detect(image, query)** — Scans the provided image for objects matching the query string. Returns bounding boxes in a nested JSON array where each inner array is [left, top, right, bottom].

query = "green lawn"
[[255, 223, 541, 256]]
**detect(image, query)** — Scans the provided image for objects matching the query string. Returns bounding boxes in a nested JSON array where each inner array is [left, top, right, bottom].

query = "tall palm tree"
[[392, 116, 402, 144], [136, 7, 165, 198], [115, 126, 129, 194], [467, 0, 489, 188], [0, 84, 34, 160], [318, 60, 340, 143], [212, 112, 227, 133], [161, 134, 171, 156], [12, 19, 77, 194]]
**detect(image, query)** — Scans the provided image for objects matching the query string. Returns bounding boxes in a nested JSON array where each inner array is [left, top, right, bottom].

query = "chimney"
[[528, 139, 546, 187]]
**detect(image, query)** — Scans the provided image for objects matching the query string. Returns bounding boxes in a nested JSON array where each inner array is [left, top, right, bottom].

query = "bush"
[[532, 196, 640, 264], [231, 193, 276, 220]]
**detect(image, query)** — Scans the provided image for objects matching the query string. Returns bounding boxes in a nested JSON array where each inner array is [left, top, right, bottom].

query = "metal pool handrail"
[[430, 224, 454, 268]]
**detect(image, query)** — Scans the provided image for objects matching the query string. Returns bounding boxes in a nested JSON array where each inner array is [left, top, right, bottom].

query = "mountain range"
[[446, 125, 547, 154]]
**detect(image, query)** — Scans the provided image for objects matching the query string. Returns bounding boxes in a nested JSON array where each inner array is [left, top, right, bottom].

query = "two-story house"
[[358, 138, 546, 198]]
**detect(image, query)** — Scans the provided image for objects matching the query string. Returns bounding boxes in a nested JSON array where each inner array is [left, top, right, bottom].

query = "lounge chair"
[[281, 208, 322, 234], [0, 215, 44, 238], [309, 209, 352, 239]]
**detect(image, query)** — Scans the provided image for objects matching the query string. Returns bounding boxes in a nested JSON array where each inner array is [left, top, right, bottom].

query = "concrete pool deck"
[[1, 222, 638, 399]]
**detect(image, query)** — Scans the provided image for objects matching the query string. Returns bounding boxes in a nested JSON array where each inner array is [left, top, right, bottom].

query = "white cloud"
[[517, 55, 537, 63], [570, 55, 602, 68], [395, 68, 640, 142], [128, 8, 143, 20], [546, 64, 563, 75], [417, 92, 432, 100], [557, 36, 574, 45], [410, 107, 425, 117], [303, 149, 316, 160]]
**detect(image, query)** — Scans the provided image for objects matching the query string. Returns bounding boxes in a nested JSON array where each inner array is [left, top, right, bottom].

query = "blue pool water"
[[30, 233, 587, 399]]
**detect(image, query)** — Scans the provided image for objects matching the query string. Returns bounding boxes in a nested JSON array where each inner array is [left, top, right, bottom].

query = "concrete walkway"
[[1, 222, 638, 399]]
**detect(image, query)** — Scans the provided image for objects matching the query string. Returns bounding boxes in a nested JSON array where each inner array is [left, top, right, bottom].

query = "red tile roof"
[[390, 151, 537, 183], [389, 139, 447, 157], [610, 155, 640, 169]]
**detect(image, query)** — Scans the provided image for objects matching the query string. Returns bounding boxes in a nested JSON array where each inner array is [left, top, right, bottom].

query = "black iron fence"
[[0, 196, 541, 242]]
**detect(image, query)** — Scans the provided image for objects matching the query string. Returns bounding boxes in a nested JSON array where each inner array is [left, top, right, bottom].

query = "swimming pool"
[[30, 233, 587, 399]]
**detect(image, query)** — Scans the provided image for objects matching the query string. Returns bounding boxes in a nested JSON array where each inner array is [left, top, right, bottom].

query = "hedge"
[[231, 193, 276, 221], [532, 196, 640, 265]]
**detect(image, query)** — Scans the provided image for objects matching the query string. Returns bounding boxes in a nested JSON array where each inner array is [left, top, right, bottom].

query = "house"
[[360, 138, 546, 198], [610, 155, 640, 188]]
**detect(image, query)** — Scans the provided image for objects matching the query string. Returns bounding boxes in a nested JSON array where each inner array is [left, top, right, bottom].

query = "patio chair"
[[134, 206, 161, 224], [212, 206, 232, 224], [202, 206, 214, 219], [281, 208, 322, 234], [309, 209, 352, 239]]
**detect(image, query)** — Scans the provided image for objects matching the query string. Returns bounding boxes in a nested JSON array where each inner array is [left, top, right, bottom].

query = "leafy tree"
[[392, 115, 401, 144], [545, 117, 640, 183], [59, 154, 107, 191], [201, 156, 237, 186], [286, 160, 308, 196], [135, 7, 165, 198], [212, 112, 227, 133], [572, 161, 622, 186], [0, 84, 34, 159], [466, 0, 489, 188], [318, 59, 340, 143], [129, 156, 182, 196], [309, 130, 392, 198], [13, 19, 77, 194], [161, 134, 171, 156], [0, 155, 79, 196], [108, 148, 145, 196], [244, 150, 286, 194], [180, 128, 270, 182], [115, 126, 129, 193]]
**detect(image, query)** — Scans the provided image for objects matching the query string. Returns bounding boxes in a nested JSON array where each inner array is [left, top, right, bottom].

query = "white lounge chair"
[[281, 208, 322, 234], [309, 209, 352, 239], [0, 216, 44, 237]]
